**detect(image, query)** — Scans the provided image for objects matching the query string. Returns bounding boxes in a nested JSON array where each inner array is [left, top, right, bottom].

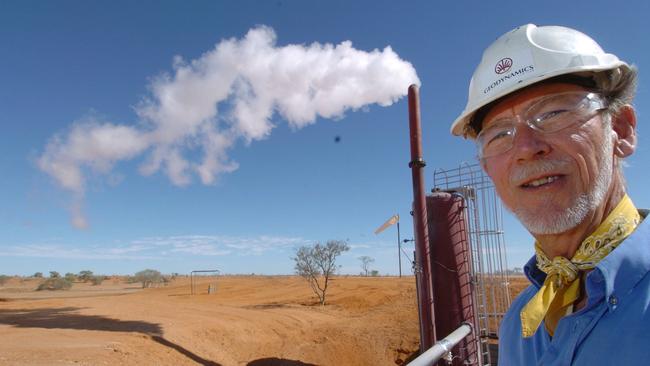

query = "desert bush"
[[90, 275, 104, 285], [0, 275, 10, 285], [293, 240, 350, 305], [370, 270, 379, 277], [36, 278, 72, 291], [134, 269, 163, 288], [49, 271, 60, 278], [33, 272, 43, 278], [64, 273, 77, 282]]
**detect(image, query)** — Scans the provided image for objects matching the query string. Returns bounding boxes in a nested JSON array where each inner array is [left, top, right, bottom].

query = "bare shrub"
[[37, 278, 73, 291], [293, 240, 350, 305]]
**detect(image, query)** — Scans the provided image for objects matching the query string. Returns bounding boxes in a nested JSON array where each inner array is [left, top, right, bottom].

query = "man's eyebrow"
[[483, 117, 515, 129]]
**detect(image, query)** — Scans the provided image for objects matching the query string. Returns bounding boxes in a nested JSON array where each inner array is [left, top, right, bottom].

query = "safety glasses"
[[476, 91, 608, 159]]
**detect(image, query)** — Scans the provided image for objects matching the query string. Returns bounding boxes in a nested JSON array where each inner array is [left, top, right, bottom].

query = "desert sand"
[[0, 275, 424, 366]]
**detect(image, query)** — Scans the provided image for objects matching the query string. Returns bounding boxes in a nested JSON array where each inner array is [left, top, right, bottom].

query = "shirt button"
[[608, 295, 618, 306]]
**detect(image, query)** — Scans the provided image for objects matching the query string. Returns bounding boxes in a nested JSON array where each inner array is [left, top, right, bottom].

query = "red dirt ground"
[[0, 276, 421, 365]]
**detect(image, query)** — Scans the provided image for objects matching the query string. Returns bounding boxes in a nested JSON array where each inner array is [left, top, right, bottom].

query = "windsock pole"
[[407, 84, 436, 351]]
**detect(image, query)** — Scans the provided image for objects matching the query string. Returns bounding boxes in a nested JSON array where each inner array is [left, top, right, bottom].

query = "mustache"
[[510, 158, 572, 184]]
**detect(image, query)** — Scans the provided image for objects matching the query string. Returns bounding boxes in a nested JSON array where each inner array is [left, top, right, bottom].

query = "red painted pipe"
[[408, 84, 436, 351]]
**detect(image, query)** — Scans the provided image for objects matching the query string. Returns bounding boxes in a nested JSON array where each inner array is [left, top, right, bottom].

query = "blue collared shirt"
[[498, 211, 650, 365]]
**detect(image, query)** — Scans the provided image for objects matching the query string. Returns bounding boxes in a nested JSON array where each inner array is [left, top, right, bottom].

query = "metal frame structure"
[[190, 269, 220, 295], [432, 162, 511, 365]]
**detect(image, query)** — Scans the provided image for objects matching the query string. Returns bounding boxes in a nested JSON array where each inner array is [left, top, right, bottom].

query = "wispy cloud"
[[134, 234, 310, 256], [36, 25, 420, 228], [0, 244, 162, 260], [0, 234, 311, 260]]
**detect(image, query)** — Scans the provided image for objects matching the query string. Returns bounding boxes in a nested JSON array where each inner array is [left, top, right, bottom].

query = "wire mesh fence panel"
[[433, 162, 511, 366], [190, 269, 221, 295]]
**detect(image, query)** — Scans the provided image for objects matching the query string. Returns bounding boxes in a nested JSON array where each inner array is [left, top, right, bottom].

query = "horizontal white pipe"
[[407, 323, 473, 366]]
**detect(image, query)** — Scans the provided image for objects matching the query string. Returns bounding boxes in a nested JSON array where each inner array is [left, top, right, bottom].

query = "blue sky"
[[1, 1, 649, 276]]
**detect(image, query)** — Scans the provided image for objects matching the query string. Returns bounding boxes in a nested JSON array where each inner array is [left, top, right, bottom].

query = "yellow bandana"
[[520, 194, 641, 337]]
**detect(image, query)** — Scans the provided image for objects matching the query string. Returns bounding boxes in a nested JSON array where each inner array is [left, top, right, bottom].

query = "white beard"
[[511, 124, 615, 235]]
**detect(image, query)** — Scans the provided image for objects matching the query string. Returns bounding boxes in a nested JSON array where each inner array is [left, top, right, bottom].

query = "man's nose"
[[511, 124, 551, 162]]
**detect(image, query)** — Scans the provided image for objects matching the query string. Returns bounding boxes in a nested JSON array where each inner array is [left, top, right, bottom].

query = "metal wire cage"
[[432, 162, 511, 366]]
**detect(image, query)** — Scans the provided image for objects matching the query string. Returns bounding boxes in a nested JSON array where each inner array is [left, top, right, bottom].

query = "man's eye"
[[487, 129, 512, 145], [533, 109, 568, 125]]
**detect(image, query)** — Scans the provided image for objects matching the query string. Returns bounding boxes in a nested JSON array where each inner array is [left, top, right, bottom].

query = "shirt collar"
[[523, 209, 650, 295], [594, 209, 650, 300], [524, 254, 545, 288]]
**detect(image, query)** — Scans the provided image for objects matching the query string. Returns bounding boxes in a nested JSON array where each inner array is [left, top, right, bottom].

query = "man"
[[451, 24, 649, 365]]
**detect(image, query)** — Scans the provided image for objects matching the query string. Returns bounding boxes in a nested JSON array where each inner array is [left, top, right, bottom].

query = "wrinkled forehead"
[[482, 82, 589, 129]]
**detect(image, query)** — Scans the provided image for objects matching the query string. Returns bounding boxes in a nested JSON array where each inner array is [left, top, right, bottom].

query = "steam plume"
[[37, 26, 420, 228]]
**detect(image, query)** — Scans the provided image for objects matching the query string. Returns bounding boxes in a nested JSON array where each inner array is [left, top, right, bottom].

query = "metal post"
[[398, 221, 402, 278], [408, 84, 436, 351]]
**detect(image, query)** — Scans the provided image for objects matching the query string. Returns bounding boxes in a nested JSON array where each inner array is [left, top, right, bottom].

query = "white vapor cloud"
[[37, 26, 420, 227]]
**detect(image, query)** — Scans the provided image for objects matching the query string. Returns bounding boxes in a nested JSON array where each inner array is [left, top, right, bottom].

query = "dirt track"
[[0, 276, 421, 365]]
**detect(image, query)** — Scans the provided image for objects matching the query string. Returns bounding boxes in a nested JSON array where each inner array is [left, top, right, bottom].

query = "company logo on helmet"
[[495, 58, 513, 74], [483, 65, 534, 95]]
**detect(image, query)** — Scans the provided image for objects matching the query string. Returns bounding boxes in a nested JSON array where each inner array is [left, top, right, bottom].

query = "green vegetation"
[[36, 277, 73, 291], [90, 275, 104, 285], [78, 270, 94, 282], [134, 269, 163, 288]]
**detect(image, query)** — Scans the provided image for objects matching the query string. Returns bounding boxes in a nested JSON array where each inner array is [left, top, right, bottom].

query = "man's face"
[[480, 82, 615, 235]]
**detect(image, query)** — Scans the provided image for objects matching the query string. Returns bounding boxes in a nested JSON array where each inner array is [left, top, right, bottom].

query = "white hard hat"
[[451, 24, 630, 137]]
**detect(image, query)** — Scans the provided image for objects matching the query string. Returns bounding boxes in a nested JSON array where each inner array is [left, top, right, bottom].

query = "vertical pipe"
[[398, 221, 402, 278], [408, 84, 436, 351]]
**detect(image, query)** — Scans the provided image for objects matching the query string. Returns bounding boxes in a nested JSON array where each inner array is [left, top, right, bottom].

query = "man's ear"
[[611, 105, 637, 158]]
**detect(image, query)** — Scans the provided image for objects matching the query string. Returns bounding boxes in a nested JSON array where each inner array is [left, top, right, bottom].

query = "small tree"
[[49, 271, 60, 278], [293, 240, 350, 305], [64, 273, 77, 282], [358, 256, 375, 276], [33, 272, 43, 278], [78, 270, 94, 282], [134, 269, 163, 288]]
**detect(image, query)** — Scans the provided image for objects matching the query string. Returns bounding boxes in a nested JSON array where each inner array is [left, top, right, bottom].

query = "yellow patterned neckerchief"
[[520, 194, 641, 338]]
